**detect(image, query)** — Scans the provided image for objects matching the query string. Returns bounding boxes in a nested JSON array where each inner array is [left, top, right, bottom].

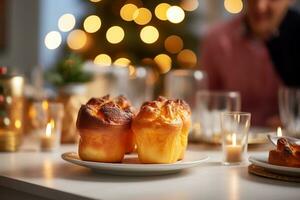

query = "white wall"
[[0, 0, 39, 77], [0, 0, 88, 80]]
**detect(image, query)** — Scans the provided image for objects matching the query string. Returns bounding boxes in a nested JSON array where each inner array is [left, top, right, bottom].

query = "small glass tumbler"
[[196, 91, 241, 142], [32, 101, 64, 151], [221, 112, 251, 165], [165, 70, 207, 139], [278, 87, 300, 137]]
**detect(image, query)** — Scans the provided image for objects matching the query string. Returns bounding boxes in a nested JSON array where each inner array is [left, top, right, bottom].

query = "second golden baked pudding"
[[132, 97, 191, 164]]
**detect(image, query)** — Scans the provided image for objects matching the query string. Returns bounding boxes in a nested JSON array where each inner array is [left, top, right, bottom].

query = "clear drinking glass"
[[221, 112, 251, 165], [279, 87, 300, 138], [126, 67, 154, 108], [32, 101, 64, 151], [165, 70, 207, 138], [196, 91, 241, 142]]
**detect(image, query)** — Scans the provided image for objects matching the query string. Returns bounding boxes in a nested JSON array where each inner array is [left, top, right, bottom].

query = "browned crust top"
[[76, 95, 134, 130], [135, 96, 191, 124]]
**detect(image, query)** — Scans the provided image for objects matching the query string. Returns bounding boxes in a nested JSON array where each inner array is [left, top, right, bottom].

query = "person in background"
[[201, 0, 300, 127]]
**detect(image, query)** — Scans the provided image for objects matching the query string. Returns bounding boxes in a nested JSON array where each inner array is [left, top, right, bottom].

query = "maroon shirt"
[[201, 16, 282, 126]]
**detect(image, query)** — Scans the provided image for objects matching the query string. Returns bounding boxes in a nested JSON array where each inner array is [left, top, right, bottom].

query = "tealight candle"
[[221, 112, 250, 165], [225, 133, 242, 163], [40, 122, 55, 151]]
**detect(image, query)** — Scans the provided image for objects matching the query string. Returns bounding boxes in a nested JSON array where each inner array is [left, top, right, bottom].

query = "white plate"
[[62, 151, 209, 176], [249, 155, 300, 177]]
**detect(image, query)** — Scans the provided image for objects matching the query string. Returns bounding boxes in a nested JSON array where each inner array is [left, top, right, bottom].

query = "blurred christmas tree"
[[60, 0, 200, 75]]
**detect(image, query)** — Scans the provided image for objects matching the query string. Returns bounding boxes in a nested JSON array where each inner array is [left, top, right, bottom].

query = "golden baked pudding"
[[132, 97, 191, 164], [76, 95, 135, 163]]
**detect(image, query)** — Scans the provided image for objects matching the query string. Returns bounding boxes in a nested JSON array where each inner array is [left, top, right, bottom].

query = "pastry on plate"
[[268, 138, 300, 168], [76, 95, 135, 163], [132, 97, 191, 164]]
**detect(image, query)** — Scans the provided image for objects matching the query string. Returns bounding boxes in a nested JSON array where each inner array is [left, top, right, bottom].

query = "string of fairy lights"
[[44, 0, 243, 74]]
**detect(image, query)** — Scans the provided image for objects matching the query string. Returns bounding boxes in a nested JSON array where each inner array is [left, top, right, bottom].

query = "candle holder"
[[221, 112, 251, 165], [32, 101, 64, 152]]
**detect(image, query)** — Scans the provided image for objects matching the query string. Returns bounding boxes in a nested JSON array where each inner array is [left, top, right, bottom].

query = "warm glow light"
[[83, 15, 101, 33], [44, 31, 62, 50], [43, 159, 54, 186], [164, 35, 183, 54], [106, 26, 125, 44], [177, 49, 197, 68], [181, 0, 199, 11], [120, 4, 138, 21], [89, 0, 101, 2], [67, 29, 87, 50], [3, 117, 10, 126], [224, 0, 243, 14], [155, 3, 170, 21], [133, 8, 152, 25], [46, 123, 52, 137], [42, 100, 48, 110], [58, 13, 76, 32], [14, 120, 21, 129], [128, 65, 136, 76], [232, 133, 236, 146], [94, 54, 112, 66], [277, 127, 282, 137], [154, 54, 172, 74], [140, 26, 159, 44], [167, 6, 185, 24], [50, 119, 55, 129], [114, 58, 131, 67]]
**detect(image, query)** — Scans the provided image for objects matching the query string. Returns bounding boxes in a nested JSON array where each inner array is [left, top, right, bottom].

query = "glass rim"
[[196, 90, 240, 97], [166, 69, 206, 76], [33, 101, 64, 108], [221, 111, 251, 116]]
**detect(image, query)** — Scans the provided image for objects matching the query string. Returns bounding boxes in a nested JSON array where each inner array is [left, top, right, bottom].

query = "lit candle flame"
[[50, 119, 55, 129], [277, 127, 282, 137], [232, 133, 236, 146], [46, 123, 52, 137]]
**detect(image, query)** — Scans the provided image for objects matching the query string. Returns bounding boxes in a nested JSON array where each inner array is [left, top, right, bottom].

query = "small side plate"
[[62, 151, 209, 176], [249, 155, 300, 177]]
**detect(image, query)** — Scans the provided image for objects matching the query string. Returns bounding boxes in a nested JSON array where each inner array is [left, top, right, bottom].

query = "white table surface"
[[0, 144, 299, 200]]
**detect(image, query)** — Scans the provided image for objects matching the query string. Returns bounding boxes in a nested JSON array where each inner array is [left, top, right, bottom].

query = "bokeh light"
[[154, 54, 172, 74], [140, 26, 159, 44], [67, 29, 87, 50], [44, 31, 62, 50], [83, 15, 101, 33], [181, 0, 199, 11], [90, 0, 102, 2], [106, 26, 125, 44], [58, 13, 76, 32], [133, 8, 152, 25], [224, 0, 243, 14], [14, 120, 21, 129], [114, 57, 131, 67], [155, 3, 170, 21], [164, 35, 183, 54], [128, 65, 136, 76], [177, 49, 197, 68], [167, 6, 185, 24], [94, 54, 112, 66], [120, 4, 138, 21]]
